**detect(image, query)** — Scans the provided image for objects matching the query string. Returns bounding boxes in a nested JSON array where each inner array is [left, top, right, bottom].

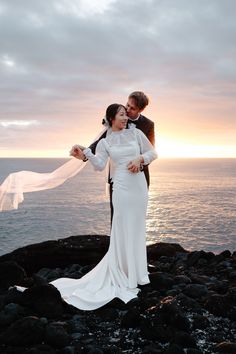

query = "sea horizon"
[[0, 157, 236, 256]]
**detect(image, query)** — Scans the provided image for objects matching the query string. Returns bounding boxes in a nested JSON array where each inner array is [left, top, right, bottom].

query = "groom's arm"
[[88, 130, 107, 154], [140, 120, 155, 170], [147, 121, 155, 146]]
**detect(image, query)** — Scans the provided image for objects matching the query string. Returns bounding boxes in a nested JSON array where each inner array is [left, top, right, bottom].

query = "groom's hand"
[[127, 155, 144, 173]]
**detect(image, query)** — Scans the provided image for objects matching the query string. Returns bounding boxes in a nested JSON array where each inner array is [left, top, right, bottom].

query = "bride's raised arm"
[[82, 139, 109, 171]]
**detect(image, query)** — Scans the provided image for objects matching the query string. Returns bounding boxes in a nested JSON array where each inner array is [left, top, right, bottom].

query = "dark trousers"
[[109, 182, 114, 228]]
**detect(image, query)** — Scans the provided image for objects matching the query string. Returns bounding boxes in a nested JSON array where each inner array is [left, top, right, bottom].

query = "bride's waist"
[[113, 165, 131, 173], [112, 167, 143, 176]]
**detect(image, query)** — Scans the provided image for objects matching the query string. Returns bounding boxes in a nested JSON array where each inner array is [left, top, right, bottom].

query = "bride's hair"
[[106, 103, 126, 127]]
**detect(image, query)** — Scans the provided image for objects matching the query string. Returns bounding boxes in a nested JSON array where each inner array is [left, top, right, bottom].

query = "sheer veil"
[[0, 125, 110, 212]]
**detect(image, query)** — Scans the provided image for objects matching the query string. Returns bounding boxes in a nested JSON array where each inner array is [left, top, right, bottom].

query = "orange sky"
[[1, 92, 235, 158], [0, 1, 235, 158]]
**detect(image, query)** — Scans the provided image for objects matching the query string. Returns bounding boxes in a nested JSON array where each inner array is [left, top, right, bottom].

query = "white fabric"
[[48, 127, 157, 310], [84, 126, 157, 182], [13, 127, 157, 311], [0, 128, 107, 211]]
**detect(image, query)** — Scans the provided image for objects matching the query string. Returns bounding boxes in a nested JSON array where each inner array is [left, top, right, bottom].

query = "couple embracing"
[[53, 91, 157, 310], [2, 91, 157, 311], [71, 91, 156, 224]]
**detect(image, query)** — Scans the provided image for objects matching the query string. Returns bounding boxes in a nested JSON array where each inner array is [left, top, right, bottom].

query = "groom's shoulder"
[[140, 114, 154, 126]]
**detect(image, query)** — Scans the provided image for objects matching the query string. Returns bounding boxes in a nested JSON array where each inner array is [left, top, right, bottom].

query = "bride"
[[4, 103, 157, 311], [48, 103, 157, 310]]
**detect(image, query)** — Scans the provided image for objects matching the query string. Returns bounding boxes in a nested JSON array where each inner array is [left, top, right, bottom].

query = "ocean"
[[0, 158, 235, 256]]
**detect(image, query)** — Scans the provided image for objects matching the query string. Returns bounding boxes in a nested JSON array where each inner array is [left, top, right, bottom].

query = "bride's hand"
[[70, 145, 86, 160], [127, 156, 144, 173]]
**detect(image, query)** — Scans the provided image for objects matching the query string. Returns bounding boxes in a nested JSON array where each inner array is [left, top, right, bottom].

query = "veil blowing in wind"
[[0, 126, 108, 212]]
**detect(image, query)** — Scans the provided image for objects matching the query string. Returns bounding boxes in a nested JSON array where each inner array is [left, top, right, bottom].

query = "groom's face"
[[126, 98, 142, 120]]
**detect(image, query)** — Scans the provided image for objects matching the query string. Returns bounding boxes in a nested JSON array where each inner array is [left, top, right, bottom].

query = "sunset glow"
[[157, 137, 236, 159], [0, 1, 235, 158]]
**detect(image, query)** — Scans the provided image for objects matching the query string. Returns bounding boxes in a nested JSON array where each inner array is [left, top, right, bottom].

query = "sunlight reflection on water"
[[0, 158, 235, 255]]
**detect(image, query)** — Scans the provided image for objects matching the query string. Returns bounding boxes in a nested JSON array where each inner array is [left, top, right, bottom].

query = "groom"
[[72, 91, 155, 222]]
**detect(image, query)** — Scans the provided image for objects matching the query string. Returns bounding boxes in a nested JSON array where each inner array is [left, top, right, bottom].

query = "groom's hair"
[[129, 91, 149, 110], [106, 103, 126, 127]]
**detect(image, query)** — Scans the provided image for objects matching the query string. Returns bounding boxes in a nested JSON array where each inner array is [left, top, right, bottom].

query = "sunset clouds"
[[0, 0, 235, 157]]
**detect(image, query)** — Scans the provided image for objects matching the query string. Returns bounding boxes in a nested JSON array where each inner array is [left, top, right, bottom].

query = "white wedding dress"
[[17, 127, 157, 311]]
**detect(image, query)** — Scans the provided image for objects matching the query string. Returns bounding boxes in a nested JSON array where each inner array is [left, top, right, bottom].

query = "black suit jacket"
[[89, 114, 155, 187]]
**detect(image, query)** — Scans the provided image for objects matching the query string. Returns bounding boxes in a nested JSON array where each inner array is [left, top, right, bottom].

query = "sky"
[[0, 0, 236, 158]]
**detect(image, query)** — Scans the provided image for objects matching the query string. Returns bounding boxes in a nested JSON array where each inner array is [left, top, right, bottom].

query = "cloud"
[[0, 0, 235, 154], [54, 0, 116, 18], [0, 120, 39, 127]]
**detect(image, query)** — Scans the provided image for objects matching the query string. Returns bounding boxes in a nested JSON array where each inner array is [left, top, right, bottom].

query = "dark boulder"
[[140, 317, 172, 342], [27, 344, 56, 354], [164, 344, 185, 354], [214, 341, 236, 353], [45, 321, 70, 348], [173, 330, 197, 348], [0, 237, 190, 276], [147, 242, 189, 262], [191, 313, 210, 330], [183, 284, 208, 299], [95, 307, 119, 322], [0, 235, 110, 275], [0, 316, 45, 346], [158, 297, 191, 331], [0, 302, 25, 327], [0, 261, 27, 289], [204, 291, 235, 318], [120, 307, 141, 328], [149, 272, 174, 290], [21, 284, 65, 318], [186, 349, 203, 354], [174, 275, 192, 285]]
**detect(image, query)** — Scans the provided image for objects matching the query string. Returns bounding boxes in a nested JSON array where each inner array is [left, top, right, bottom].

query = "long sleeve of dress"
[[136, 128, 158, 165], [83, 139, 109, 171]]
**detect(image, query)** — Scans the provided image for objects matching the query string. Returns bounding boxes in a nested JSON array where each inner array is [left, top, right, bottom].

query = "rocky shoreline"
[[0, 235, 235, 354]]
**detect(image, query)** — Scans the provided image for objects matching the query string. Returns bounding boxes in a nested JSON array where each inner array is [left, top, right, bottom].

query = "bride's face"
[[112, 107, 128, 130]]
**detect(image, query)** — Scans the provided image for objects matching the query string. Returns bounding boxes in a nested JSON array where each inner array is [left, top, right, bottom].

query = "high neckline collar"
[[111, 128, 126, 134]]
